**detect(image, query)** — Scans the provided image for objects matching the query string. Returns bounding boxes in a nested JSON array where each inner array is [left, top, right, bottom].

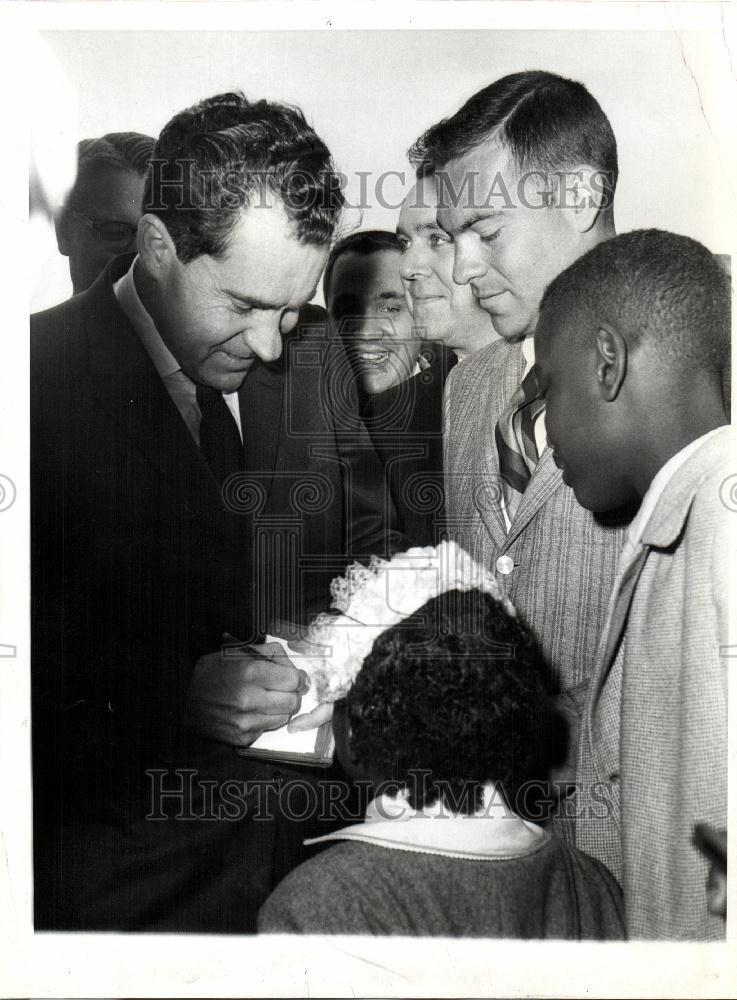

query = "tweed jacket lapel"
[[83, 259, 238, 537], [472, 338, 566, 549], [505, 447, 564, 546], [585, 544, 649, 777], [474, 342, 525, 548], [584, 431, 724, 782], [639, 459, 704, 550]]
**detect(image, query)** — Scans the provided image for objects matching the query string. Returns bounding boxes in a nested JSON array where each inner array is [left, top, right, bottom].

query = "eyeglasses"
[[65, 209, 138, 248]]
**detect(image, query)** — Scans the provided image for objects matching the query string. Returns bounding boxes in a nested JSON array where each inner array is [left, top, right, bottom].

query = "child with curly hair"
[[258, 545, 624, 938]]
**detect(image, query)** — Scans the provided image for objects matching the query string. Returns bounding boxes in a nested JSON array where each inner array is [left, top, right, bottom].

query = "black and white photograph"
[[2, 1, 736, 996]]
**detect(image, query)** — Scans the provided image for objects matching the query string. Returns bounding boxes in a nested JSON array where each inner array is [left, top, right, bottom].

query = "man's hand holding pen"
[[186, 636, 310, 747]]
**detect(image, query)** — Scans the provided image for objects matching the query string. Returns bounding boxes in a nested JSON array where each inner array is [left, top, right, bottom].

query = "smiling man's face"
[[327, 248, 419, 395], [397, 176, 495, 354], [152, 199, 328, 392], [436, 139, 584, 343]]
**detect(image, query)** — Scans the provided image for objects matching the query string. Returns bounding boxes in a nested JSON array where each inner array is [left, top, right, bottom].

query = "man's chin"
[[412, 303, 451, 334], [359, 372, 403, 395], [569, 479, 633, 517], [487, 315, 529, 343], [199, 367, 252, 393]]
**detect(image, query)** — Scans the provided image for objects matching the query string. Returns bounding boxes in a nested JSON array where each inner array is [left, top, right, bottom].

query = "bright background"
[[35, 27, 737, 309]]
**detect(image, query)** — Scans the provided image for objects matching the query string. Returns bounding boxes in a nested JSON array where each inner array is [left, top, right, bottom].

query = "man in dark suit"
[[324, 229, 454, 546], [31, 92, 398, 932]]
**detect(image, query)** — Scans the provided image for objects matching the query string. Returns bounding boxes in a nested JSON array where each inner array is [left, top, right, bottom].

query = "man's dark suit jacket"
[[360, 345, 457, 546], [31, 254, 399, 933]]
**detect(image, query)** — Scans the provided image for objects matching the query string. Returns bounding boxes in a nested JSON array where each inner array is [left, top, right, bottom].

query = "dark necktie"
[[196, 384, 243, 485], [495, 365, 546, 523]]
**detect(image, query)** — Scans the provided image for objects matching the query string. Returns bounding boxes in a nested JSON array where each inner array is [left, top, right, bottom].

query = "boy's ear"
[[595, 325, 627, 402]]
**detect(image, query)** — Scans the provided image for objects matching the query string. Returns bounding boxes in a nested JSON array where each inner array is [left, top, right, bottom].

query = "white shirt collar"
[[626, 427, 726, 550], [521, 334, 535, 375], [113, 256, 182, 379]]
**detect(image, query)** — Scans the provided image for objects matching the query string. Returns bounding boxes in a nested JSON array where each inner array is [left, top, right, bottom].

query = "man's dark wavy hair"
[[143, 91, 345, 263], [409, 70, 618, 210], [345, 589, 552, 815]]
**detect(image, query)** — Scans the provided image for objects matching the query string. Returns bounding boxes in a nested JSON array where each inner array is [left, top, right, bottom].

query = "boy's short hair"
[[540, 228, 731, 385], [345, 589, 552, 815]]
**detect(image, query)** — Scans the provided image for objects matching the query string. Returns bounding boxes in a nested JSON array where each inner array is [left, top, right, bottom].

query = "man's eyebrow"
[[396, 222, 445, 237], [377, 290, 404, 300], [224, 288, 319, 309], [223, 290, 277, 310], [442, 208, 504, 234]]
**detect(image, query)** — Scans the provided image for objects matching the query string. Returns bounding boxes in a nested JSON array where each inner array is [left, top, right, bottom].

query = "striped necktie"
[[495, 365, 545, 524]]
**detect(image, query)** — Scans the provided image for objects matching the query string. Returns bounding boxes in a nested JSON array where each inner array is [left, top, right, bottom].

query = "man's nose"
[[352, 316, 387, 341], [248, 318, 283, 363], [399, 246, 430, 280], [452, 236, 486, 286]]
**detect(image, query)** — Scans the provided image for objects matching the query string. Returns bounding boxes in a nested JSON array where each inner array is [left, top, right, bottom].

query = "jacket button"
[[496, 555, 515, 575]]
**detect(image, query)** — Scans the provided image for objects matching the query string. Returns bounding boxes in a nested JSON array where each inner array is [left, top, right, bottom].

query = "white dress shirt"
[[113, 257, 243, 444]]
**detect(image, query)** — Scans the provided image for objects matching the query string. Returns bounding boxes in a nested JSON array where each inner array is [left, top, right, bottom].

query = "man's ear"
[[595, 324, 627, 401], [559, 165, 605, 235], [137, 212, 177, 280]]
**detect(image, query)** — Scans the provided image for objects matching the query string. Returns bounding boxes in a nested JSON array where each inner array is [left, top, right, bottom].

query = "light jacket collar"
[[304, 787, 549, 862]]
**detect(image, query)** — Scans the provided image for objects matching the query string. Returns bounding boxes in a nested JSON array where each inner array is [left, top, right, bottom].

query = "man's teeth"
[[357, 351, 389, 363]]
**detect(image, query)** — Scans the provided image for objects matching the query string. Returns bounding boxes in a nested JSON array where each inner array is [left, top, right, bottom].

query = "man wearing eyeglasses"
[[55, 131, 154, 294]]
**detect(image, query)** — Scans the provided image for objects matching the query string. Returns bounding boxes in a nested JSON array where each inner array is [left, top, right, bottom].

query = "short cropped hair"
[[345, 589, 552, 814], [65, 132, 155, 208], [143, 91, 344, 263], [409, 70, 617, 208], [323, 229, 402, 304], [540, 229, 731, 382]]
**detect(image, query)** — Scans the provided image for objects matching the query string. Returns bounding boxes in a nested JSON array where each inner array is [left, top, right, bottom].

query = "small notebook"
[[234, 635, 335, 767]]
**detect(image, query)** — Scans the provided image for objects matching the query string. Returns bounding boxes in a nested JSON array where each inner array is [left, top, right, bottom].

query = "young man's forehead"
[[436, 203, 505, 234], [332, 248, 400, 280]]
